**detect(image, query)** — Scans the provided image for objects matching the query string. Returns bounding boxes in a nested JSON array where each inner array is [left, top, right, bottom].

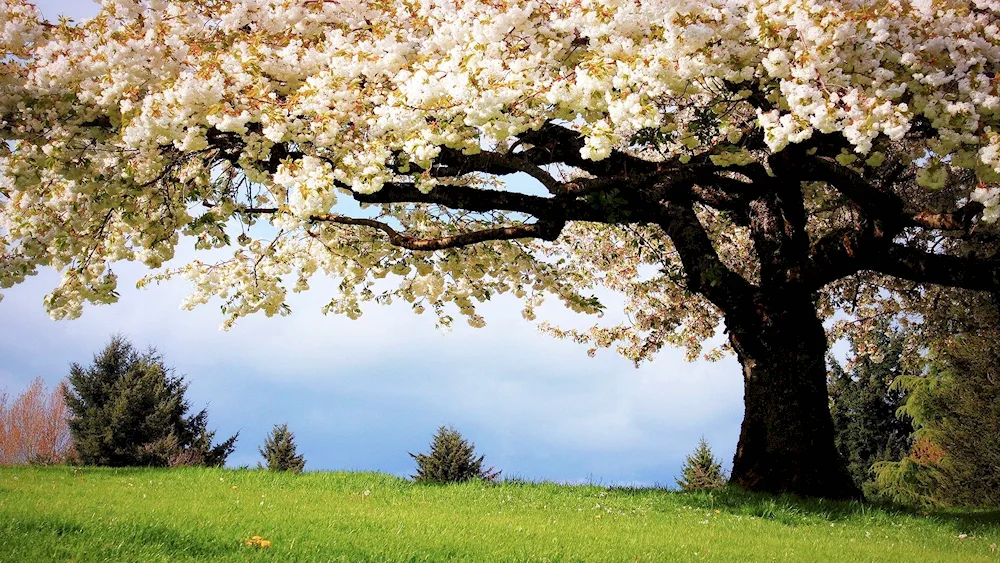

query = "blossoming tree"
[[3, 0, 999, 498]]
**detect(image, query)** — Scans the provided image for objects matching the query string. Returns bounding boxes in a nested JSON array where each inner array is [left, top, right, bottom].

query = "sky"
[[0, 0, 746, 485]]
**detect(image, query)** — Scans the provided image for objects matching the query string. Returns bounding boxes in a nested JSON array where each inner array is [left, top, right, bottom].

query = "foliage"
[[876, 310, 1000, 507], [258, 423, 305, 473], [3, 466, 999, 562], [868, 287, 1000, 507], [929, 331, 1000, 507], [0, 377, 73, 465], [828, 324, 913, 494], [410, 425, 499, 484], [63, 335, 237, 467], [872, 440, 949, 508], [676, 437, 727, 491]]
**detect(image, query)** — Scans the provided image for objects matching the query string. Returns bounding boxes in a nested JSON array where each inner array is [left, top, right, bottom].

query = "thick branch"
[[350, 182, 606, 222], [875, 244, 1000, 293], [802, 223, 884, 290], [516, 121, 660, 176], [434, 148, 564, 194], [789, 154, 908, 234], [805, 223, 1000, 293], [795, 154, 984, 235], [688, 184, 751, 225], [310, 214, 564, 250], [792, 153, 991, 289], [246, 207, 564, 250], [657, 202, 756, 312]]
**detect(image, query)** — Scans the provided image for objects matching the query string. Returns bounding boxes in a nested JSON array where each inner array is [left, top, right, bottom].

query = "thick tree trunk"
[[726, 294, 861, 500]]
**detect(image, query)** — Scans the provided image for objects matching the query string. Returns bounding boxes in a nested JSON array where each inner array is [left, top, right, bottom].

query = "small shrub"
[[0, 377, 73, 466], [410, 425, 499, 484], [258, 423, 305, 473], [676, 437, 727, 491]]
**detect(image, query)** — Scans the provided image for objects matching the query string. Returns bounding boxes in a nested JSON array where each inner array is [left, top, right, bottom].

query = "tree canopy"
[[0, 0, 996, 344], [3, 0, 999, 498]]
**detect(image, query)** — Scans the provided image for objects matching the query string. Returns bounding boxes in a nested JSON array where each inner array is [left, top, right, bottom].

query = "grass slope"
[[0, 467, 997, 562]]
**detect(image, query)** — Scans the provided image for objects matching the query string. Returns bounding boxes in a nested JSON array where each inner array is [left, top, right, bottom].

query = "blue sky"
[[0, 0, 745, 485]]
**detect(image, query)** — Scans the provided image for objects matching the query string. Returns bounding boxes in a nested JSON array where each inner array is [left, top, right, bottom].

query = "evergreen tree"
[[870, 288, 1000, 507], [676, 437, 727, 491], [878, 325, 1000, 506], [64, 335, 237, 467], [410, 425, 499, 484], [828, 324, 913, 493], [931, 331, 1000, 507], [258, 423, 305, 473]]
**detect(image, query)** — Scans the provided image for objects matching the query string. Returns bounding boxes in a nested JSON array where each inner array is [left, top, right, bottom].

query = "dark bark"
[[726, 292, 861, 499], [658, 195, 862, 499]]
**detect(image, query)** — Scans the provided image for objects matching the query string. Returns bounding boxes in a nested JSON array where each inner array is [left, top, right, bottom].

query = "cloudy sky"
[[1, 0, 745, 485]]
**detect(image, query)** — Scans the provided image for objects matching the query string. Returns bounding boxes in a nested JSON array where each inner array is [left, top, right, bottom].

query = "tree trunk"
[[726, 294, 861, 500]]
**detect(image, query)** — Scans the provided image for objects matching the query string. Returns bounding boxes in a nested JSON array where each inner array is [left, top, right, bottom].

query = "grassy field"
[[0, 467, 997, 562]]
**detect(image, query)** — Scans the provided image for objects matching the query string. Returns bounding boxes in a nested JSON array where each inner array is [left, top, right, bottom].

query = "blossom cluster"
[[0, 0, 998, 354]]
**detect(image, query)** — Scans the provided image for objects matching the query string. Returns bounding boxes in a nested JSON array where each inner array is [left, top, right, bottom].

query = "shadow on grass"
[[598, 484, 1000, 533], [3, 515, 237, 559]]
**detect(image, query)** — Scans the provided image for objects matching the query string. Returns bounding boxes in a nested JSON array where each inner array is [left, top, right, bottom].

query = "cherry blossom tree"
[[2, 0, 999, 498]]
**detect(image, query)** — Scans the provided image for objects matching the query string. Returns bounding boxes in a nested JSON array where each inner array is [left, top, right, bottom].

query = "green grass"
[[1, 467, 997, 562]]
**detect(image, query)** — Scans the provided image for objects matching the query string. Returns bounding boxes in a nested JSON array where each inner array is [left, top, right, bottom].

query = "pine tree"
[[63, 335, 237, 467], [930, 332, 1000, 507], [878, 327, 1000, 507], [410, 425, 499, 484], [863, 288, 1000, 507], [676, 437, 727, 491], [828, 324, 913, 492], [258, 423, 305, 473]]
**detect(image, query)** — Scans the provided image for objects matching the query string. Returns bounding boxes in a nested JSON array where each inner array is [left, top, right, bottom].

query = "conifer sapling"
[[677, 437, 727, 491], [410, 425, 499, 484], [258, 423, 305, 473]]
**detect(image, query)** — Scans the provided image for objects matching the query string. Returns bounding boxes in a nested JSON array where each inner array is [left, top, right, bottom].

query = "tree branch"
[[516, 121, 660, 176], [793, 153, 991, 289], [795, 154, 985, 235], [434, 148, 565, 194], [802, 223, 884, 290], [245, 208, 564, 251], [309, 214, 565, 250], [349, 182, 606, 222], [874, 244, 1000, 293], [657, 202, 756, 312]]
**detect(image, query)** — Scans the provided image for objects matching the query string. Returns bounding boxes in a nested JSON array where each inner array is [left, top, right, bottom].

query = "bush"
[[258, 423, 305, 473], [410, 425, 499, 484], [676, 437, 727, 491], [64, 334, 237, 467], [0, 377, 73, 466]]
